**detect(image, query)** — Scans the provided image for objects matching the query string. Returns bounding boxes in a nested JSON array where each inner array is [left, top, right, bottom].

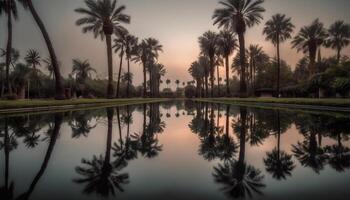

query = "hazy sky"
[[1, 0, 350, 87]]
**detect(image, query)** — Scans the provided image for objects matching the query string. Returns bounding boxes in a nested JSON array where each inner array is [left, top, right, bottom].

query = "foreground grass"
[[0, 98, 166, 110], [197, 98, 350, 108]]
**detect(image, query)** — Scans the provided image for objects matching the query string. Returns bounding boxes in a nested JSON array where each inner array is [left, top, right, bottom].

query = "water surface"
[[1, 101, 350, 200]]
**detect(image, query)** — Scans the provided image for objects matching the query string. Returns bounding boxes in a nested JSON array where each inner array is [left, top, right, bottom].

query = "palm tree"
[[113, 29, 127, 98], [133, 38, 163, 97], [145, 38, 163, 97], [189, 61, 205, 97], [213, 0, 265, 97], [292, 19, 328, 75], [1, 0, 22, 96], [25, 49, 42, 98], [20, 0, 66, 99], [124, 34, 138, 98], [246, 44, 269, 94], [72, 59, 96, 82], [326, 20, 350, 64], [75, 0, 130, 99], [263, 14, 294, 97], [199, 31, 218, 97], [217, 30, 237, 97]]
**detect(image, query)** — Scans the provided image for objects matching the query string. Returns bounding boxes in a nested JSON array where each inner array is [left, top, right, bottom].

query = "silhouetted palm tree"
[[199, 31, 218, 97], [213, 0, 265, 97], [75, 0, 130, 98], [218, 30, 237, 97], [326, 20, 350, 63], [263, 14, 294, 97], [124, 34, 138, 97], [19, 0, 66, 99], [1, 0, 22, 96], [113, 29, 127, 98], [292, 19, 328, 75], [72, 59, 96, 83], [189, 60, 205, 97], [25, 49, 42, 98], [246, 44, 269, 94]]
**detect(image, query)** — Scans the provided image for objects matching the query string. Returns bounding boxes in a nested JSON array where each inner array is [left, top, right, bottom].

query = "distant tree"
[[175, 79, 180, 89], [166, 79, 171, 89]]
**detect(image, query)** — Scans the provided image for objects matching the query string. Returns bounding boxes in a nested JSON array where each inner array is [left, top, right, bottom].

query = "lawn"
[[0, 98, 166, 110], [196, 98, 350, 108]]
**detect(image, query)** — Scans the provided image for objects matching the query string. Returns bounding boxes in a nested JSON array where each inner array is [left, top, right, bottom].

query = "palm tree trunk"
[[337, 47, 341, 64], [217, 65, 220, 97], [238, 33, 247, 98], [127, 58, 130, 98], [106, 34, 114, 99], [210, 58, 214, 98], [116, 49, 124, 98], [27, 0, 65, 99], [5, 10, 12, 95], [225, 56, 230, 97], [142, 62, 147, 98], [276, 37, 281, 98]]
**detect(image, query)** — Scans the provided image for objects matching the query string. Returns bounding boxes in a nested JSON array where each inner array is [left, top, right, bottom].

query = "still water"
[[0, 101, 350, 200]]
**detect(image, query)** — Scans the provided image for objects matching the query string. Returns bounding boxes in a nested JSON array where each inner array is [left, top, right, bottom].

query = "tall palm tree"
[[113, 29, 127, 98], [198, 56, 211, 96], [292, 19, 328, 75], [213, 0, 265, 97], [199, 31, 218, 97], [19, 0, 66, 99], [1, 0, 21, 96], [246, 44, 269, 94], [217, 30, 237, 97], [124, 34, 138, 98], [145, 38, 163, 97], [326, 20, 350, 64], [72, 59, 96, 83], [263, 14, 294, 97], [133, 38, 162, 97], [25, 49, 42, 98], [75, 0, 130, 99]]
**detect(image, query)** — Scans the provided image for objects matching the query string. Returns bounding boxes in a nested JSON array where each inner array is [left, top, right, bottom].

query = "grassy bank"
[[0, 98, 167, 112], [196, 98, 350, 107]]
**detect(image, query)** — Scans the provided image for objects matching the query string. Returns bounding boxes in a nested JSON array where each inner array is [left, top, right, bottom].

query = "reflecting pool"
[[0, 101, 350, 200]]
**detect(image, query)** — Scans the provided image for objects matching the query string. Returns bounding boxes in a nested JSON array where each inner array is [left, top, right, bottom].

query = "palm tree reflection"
[[74, 108, 129, 197], [213, 107, 265, 199], [264, 111, 295, 180]]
